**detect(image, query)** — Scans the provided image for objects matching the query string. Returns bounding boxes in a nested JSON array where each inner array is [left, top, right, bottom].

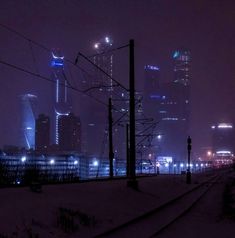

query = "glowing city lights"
[[50, 159, 55, 165], [21, 156, 26, 162], [145, 65, 160, 71], [217, 123, 233, 129], [51, 52, 64, 60], [105, 36, 110, 43]]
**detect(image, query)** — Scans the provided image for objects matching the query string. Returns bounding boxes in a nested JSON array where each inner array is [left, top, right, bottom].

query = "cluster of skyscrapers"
[[20, 51, 81, 154], [18, 37, 192, 162], [12, 36, 235, 167]]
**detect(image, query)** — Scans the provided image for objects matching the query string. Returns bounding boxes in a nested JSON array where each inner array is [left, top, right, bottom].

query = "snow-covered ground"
[[0, 171, 234, 237]]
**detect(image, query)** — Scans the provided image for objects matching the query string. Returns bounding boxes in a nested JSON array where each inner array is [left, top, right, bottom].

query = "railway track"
[[94, 173, 221, 238]]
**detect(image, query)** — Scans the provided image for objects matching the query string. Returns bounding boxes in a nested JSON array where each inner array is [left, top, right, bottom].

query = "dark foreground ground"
[[0, 169, 234, 237]]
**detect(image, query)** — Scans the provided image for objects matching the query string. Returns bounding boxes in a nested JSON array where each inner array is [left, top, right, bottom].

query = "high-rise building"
[[58, 113, 81, 152], [173, 49, 190, 86], [20, 94, 38, 149], [153, 50, 191, 161], [81, 36, 113, 156], [93, 36, 113, 91], [35, 114, 50, 153], [51, 50, 71, 144], [211, 123, 235, 156], [143, 64, 160, 119]]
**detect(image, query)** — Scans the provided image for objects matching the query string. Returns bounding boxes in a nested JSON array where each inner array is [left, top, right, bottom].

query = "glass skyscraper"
[[20, 94, 37, 149], [51, 50, 71, 144], [153, 49, 191, 161]]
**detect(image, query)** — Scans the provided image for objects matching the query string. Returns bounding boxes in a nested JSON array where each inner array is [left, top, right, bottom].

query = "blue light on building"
[[20, 94, 38, 149], [51, 50, 71, 144], [173, 51, 180, 58], [145, 65, 160, 71]]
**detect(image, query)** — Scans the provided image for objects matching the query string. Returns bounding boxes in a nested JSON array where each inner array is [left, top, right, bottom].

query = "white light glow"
[[180, 163, 184, 167], [157, 135, 162, 140], [105, 37, 110, 43], [21, 156, 26, 162], [74, 160, 78, 165], [94, 43, 99, 49], [93, 160, 99, 166], [55, 110, 69, 116], [218, 123, 233, 129], [50, 159, 55, 165], [52, 52, 64, 60], [216, 150, 231, 154]]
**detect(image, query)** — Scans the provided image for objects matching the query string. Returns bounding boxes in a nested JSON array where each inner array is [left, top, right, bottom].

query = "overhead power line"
[[0, 58, 108, 107]]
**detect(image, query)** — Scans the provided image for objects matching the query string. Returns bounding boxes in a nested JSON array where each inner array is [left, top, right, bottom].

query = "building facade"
[[143, 64, 160, 119], [173, 49, 190, 85], [211, 123, 235, 156], [153, 49, 191, 161], [35, 114, 50, 153], [93, 36, 113, 90], [58, 113, 81, 152]]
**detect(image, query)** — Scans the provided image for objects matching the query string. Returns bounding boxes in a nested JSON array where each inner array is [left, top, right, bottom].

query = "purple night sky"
[[0, 0, 234, 154]]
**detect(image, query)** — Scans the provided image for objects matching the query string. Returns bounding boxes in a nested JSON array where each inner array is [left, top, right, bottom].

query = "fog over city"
[[0, 0, 234, 156]]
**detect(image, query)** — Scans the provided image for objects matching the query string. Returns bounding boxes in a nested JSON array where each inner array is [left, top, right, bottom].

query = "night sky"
[[0, 0, 234, 154]]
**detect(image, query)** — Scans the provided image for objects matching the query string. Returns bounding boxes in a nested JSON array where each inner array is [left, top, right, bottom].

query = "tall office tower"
[[93, 36, 113, 91], [58, 113, 81, 152], [155, 50, 191, 161], [144, 64, 160, 119], [51, 50, 71, 144], [211, 123, 235, 156], [173, 49, 190, 86], [35, 114, 50, 153], [20, 94, 38, 149]]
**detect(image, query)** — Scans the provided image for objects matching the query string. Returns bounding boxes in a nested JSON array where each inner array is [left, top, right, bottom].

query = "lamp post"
[[186, 136, 192, 184]]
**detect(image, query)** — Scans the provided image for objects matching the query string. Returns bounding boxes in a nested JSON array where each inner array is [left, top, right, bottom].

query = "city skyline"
[[0, 0, 234, 156]]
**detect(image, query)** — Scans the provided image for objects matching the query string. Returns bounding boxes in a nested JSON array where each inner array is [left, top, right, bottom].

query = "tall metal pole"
[[108, 97, 114, 178], [126, 123, 130, 177], [128, 39, 137, 188], [186, 136, 192, 184]]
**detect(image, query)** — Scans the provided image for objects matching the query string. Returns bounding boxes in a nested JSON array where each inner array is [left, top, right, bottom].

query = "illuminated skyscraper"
[[154, 50, 191, 161], [51, 50, 71, 144], [211, 123, 235, 156], [20, 94, 37, 149], [173, 49, 191, 86], [144, 64, 160, 119], [93, 36, 113, 91]]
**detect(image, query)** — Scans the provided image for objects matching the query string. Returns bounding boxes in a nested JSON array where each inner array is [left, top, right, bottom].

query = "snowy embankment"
[[0, 171, 232, 237]]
